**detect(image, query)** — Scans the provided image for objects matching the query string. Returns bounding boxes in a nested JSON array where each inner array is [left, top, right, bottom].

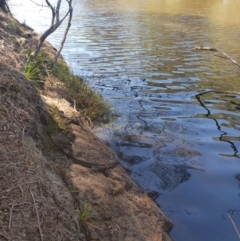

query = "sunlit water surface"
[[10, 0, 240, 240]]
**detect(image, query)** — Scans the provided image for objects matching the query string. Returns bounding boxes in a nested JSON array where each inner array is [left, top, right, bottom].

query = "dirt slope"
[[0, 10, 173, 241]]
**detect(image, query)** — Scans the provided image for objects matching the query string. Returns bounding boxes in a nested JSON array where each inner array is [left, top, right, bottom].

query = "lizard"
[[45, 130, 118, 173]]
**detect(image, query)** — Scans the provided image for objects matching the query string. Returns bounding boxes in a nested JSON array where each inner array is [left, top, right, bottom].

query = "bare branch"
[[30, 0, 73, 64], [227, 213, 240, 239], [53, 0, 73, 63], [45, 0, 55, 27], [0, 232, 8, 240], [29, 0, 48, 8], [0, 0, 11, 13], [8, 202, 31, 229], [195, 46, 240, 68], [45, 0, 54, 9], [32, 20, 63, 57], [56, 0, 62, 23]]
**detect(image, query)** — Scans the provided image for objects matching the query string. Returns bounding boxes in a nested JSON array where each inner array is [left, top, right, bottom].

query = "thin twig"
[[29, 0, 48, 8], [93, 201, 114, 218], [56, 0, 62, 23], [0, 232, 9, 240], [86, 222, 103, 231], [227, 213, 240, 239], [195, 46, 240, 68], [2, 181, 41, 194], [9, 202, 31, 229], [52, 0, 73, 63], [32, 0, 71, 59], [30, 189, 44, 241], [22, 127, 25, 140], [197, 90, 240, 96], [8, 206, 14, 229], [73, 100, 77, 112]]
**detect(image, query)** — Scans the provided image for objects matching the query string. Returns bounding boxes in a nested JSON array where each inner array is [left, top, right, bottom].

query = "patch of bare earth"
[[0, 10, 172, 241]]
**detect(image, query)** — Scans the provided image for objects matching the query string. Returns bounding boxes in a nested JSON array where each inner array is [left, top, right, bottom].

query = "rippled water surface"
[[10, 0, 240, 240]]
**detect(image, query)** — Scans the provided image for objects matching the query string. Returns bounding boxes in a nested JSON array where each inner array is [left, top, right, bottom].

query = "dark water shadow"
[[196, 90, 240, 158]]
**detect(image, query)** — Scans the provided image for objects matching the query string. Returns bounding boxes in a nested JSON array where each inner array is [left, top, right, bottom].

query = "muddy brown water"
[[11, 0, 240, 240]]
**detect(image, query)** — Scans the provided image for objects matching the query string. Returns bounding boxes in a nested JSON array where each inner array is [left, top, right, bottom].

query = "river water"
[[10, 0, 240, 240]]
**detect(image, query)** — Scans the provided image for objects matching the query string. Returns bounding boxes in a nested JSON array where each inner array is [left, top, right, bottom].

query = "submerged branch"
[[195, 46, 240, 68], [227, 213, 240, 239]]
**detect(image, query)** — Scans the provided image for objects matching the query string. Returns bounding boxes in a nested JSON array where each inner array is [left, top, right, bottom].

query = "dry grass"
[[0, 29, 20, 69], [0, 11, 27, 69], [0, 65, 85, 240], [0, 10, 87, 240]]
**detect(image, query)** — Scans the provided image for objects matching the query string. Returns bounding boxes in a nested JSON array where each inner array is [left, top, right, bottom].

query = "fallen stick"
[[197, 90, 240, 96], [195, 46, 240, 68], [85, 222, 103, 231], [8, 202, 31, 229], [0, 232, 8, 240], [30, 189, 43, 241], [227, 213, 240, 239]]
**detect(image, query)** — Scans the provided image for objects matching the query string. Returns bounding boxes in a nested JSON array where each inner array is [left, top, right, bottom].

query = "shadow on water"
[[196, 90, 240, 158], [149, 162, 191, 191]]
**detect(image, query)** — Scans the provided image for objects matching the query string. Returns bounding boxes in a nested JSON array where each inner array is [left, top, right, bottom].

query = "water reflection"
[[236, 173, 240, 189], [111, 119, 204, 190], [196, 90, 240, 157]]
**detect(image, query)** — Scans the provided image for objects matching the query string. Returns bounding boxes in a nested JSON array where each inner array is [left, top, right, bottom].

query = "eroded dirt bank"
[[0, 9, 172, 241]]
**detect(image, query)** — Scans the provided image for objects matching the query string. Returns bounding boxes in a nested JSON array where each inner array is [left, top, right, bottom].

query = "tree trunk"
[[0, 0, 10, 13]]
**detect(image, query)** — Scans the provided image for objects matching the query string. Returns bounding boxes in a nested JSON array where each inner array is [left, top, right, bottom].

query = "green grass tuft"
[[78, 203, 98, 222], [21, 49, 48, 85], [52, 59, 112, 123]]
